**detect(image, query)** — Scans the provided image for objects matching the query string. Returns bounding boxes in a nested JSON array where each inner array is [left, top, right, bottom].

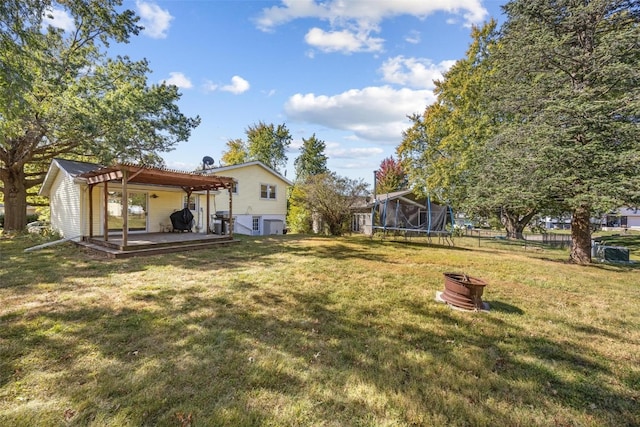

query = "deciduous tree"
[[294, 173, 368, 236], [0, 0, 200, 231], [398, 21, 540, 238], [245, 121, 292, 172], [375, 156, 406, 195], [220, 138, 248, 166]]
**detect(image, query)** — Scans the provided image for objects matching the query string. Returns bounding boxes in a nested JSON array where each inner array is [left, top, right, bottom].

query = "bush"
[[0, 213, 41, 229]]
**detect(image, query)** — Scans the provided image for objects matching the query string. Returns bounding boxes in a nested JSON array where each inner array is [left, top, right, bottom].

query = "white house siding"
[[49, 169, 83, 239], [619, 208, 640, 229]]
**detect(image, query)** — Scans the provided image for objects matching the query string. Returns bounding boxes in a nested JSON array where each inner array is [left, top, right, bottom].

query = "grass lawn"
[[1, 233, 639, 426]]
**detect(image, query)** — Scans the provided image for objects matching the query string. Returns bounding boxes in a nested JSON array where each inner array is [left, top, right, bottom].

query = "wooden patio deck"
[[77, 232, 239, 258]]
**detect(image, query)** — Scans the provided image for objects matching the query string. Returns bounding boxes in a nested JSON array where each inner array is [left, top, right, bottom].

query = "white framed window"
[[260, 184, 276, 200], [231, 182, 238, 194]]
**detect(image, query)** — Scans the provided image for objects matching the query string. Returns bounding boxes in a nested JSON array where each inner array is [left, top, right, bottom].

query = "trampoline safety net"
[[371, 195, 454, 237]]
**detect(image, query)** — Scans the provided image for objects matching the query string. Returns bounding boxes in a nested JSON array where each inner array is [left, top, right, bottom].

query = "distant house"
[[602, 208, 640, 230], [39, 158, 292, 240], [201, 161, 293, 236]]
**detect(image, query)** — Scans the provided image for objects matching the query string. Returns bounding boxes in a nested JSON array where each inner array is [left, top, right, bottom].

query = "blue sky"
[[51, 0, 506, 183]]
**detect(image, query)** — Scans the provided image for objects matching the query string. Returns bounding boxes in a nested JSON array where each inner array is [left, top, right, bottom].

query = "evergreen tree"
[[398, 21, 541, 237], [294, 134, 328, 182], [488, 0, 640, 263]]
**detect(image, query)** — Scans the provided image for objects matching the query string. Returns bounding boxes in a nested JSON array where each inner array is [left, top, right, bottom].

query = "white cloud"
[[42, 7, 75, 32], [325, 143, 384, 159], [284, 85, 435, 142], [221, 76, 250, 94], [405, 30, 421, 44], [256, 0, 489, 52], [380, 56, 456, 89], [255, 0, 327, 31], [163, 72, 193, 89], [136, 1, 173, 39], [305, 27, 384, 54], [202, 80, 219, 93]]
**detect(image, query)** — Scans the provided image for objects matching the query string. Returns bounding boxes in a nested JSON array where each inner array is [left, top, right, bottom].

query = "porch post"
[[206, 188, 211, 234], [88, 184, 94, 238], [228, 185, 233, 237], [122, 169, 128, 247], [103, 181, 109, 241]]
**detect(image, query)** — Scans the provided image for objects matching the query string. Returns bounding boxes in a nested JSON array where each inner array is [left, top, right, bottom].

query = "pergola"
[[78, 163, 236, 246]]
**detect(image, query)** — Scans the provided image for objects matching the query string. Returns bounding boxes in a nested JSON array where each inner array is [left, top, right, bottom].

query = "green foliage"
[[293, 134, 328, 182], [486, 0, 640, 262], [286, 185, 313, 233], [0, 0, 200, 231], [375, 156, 407, 194], [400, 2, 640, 259], [220, 138, 248, 166], [245, 122, 292, 172], [294, 173, 368, 236], [397, 21, 498, 207]]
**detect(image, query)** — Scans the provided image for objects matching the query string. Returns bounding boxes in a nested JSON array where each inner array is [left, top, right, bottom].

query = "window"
[[260, 184, 276, 200], [107, 191, 147, 232], [231, 182, 238, 194], [184, 195, 196, 210]]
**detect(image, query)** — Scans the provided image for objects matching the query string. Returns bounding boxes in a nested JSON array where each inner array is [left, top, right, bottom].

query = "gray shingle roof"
[[54, 158, 102, 176]]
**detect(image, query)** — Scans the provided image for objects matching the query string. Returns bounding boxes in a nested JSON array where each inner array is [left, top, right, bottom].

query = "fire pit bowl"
[[441, 272, 487, 311]]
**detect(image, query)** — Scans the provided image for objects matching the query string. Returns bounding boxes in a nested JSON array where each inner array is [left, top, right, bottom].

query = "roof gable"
[[40, 159, 103, 196]]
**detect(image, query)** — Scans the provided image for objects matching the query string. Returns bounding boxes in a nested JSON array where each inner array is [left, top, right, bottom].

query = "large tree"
[[489, 0, 640, 263], [245, 121, 292, 173], [289, 133, 329, 233], [293, 172, 368, 236], [0, 0, 199, 231], [293, 133, 328, 182], [398, 21, 541, 238]]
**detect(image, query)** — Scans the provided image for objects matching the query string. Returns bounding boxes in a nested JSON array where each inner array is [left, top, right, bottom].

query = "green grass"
[[1, 232, 639, 426]]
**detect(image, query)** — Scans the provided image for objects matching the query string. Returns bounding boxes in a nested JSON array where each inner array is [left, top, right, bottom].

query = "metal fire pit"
[[441, 272, 487, 311]]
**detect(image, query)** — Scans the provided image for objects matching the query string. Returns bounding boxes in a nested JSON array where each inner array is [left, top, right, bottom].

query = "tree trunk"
[[570, 205, 592, 264], [500, 208, 537, 240], [2, 166, 28, 231]]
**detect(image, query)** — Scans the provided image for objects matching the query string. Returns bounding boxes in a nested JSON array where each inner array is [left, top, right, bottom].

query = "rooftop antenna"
[[202, 156, 214, 171]]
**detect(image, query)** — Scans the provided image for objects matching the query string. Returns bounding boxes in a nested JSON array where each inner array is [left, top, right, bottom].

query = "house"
[[200, 161, 292, 236], [39, 159, 292, 242], [39, 159, 235, 242], [602, 208, 640, 230]]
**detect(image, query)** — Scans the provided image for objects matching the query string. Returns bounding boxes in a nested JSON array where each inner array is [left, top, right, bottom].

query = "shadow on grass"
[[1, 234, 638, 425], [2, 279, 638, 426], [484, 300, 525, 315]]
